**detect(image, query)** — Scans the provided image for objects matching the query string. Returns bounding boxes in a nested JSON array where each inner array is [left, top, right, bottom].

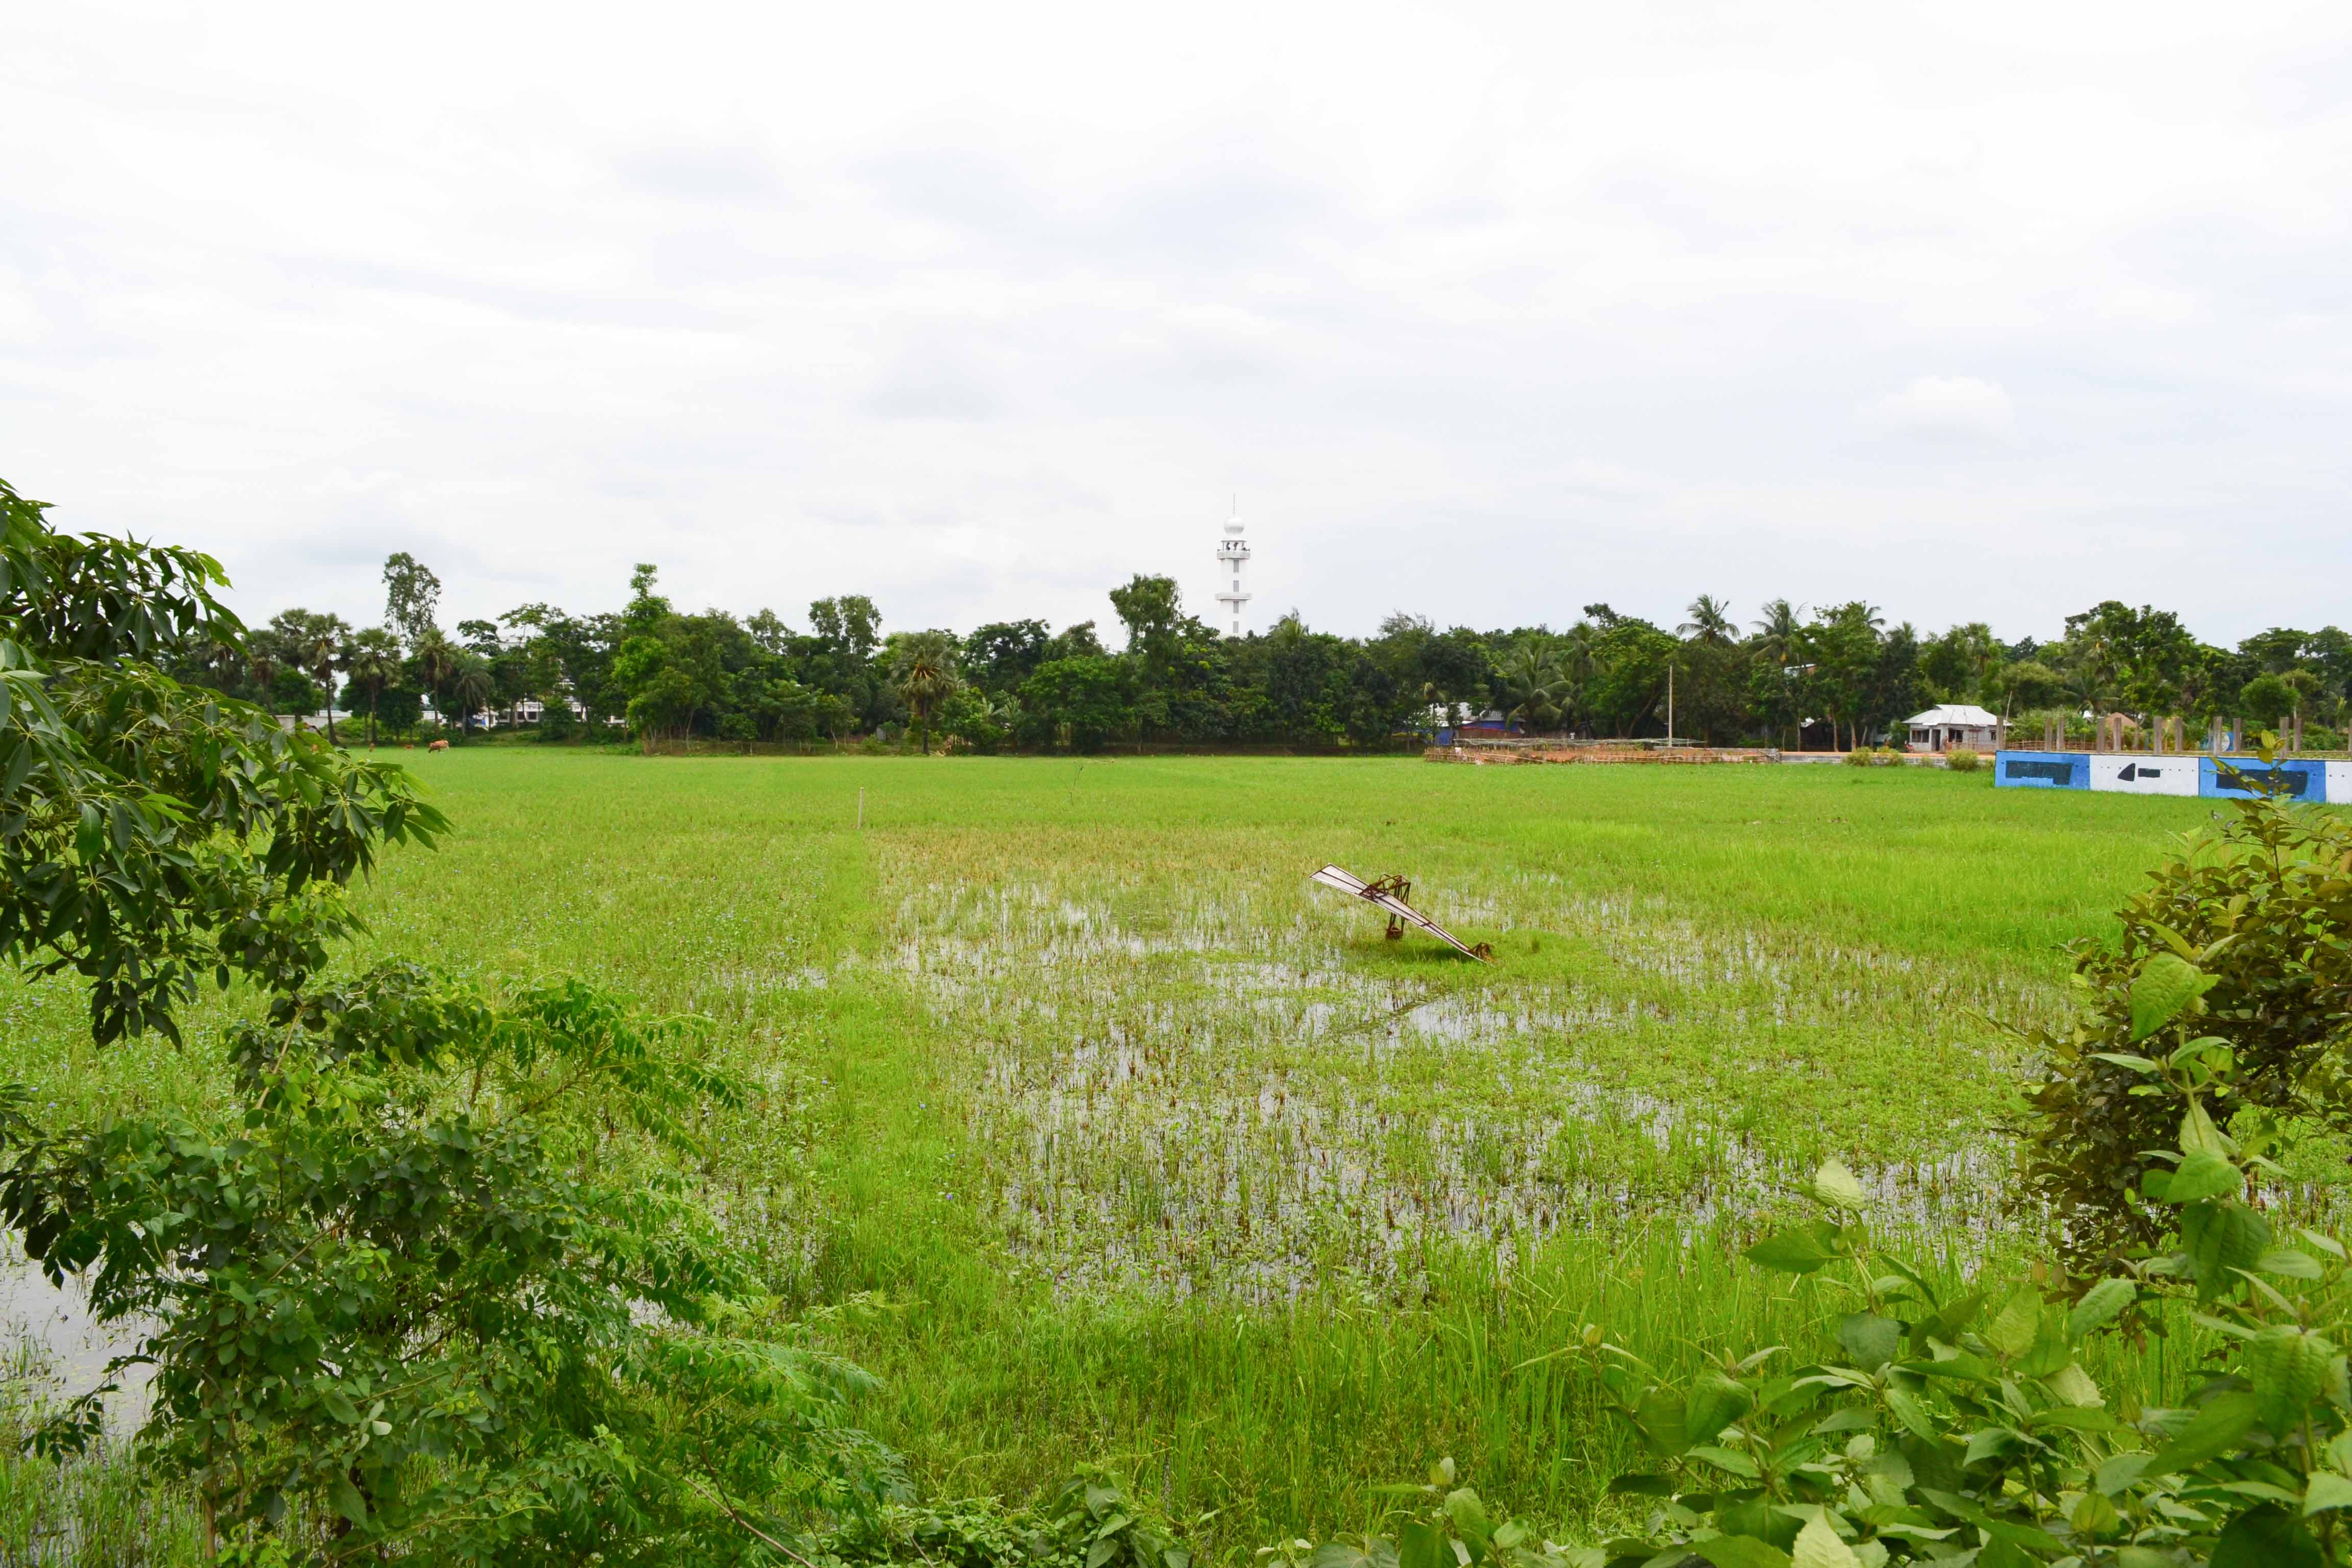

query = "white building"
[[1214, 503, 1252, 638], [1905, 703, 2003, 752]]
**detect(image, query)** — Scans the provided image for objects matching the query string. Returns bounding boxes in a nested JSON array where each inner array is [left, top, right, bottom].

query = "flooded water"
[[0, 1237, 152, 1431]]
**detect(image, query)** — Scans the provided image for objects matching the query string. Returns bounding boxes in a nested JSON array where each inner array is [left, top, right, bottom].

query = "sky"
[[7, 1, 2351, 647]]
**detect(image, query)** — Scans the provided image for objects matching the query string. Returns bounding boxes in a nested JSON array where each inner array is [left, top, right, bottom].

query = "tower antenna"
[[1214, 494, 1252, 639]]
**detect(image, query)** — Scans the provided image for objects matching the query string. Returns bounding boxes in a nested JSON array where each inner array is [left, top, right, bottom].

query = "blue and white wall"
[[1996, 751, 2345, 801]]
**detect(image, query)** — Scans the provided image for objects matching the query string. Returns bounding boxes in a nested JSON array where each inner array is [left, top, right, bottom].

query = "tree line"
[[185, 559, 2352, 752]]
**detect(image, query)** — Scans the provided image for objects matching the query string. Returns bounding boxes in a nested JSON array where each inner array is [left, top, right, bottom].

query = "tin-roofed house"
[[1905, 704, 2003, 753]]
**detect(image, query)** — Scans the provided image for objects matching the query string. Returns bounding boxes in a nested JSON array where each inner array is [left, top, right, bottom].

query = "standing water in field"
[[881, 842, 2051, 1302]]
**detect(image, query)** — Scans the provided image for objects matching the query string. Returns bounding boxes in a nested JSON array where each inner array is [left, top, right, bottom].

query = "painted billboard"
[[2088, 755, 2199, 796], [2203, 757, 2325, 801], [1994, 751, 2088, 790]]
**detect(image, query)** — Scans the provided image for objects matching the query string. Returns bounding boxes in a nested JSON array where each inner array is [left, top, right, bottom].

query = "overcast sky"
[[8, 2, 2351, 647]]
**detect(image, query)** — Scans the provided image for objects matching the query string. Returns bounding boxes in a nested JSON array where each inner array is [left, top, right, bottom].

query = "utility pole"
[[1666, 662, 1676, 744]]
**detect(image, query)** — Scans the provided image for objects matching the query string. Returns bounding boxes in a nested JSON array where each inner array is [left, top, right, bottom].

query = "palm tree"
[[891, 630, 961, 754], [409, 630, 459, 737], [1500, 636, 1566, 733], [296, 615, 351, 744], [342, 628, 400, 747], [1750, 599, 1806, 748], [197, 632, 244, 691], [449, 658, 494, 742], [247, 640, 281, 708], [1679, 595, 1735, 648]]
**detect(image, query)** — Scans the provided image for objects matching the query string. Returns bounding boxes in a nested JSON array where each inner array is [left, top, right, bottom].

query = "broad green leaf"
[[1963, 1426, 2021, 1465], [1714, 1498, 1800, 1552], [2070, 1488, 2120, 1537], [2146, 1390, 2260, 1475], [1982, 1285, 2041, 1359], [1634, 1387, 1688, 1458], [2130, 952, 2212, 1040], [2304, 1472, 2352, 1516], [2045, 1361, 2104, 1409], [1836, 1313, 1901, 1371], [1441, 1488, 1491, 1546], [2095, 1453, 2153, 1494], [1395, 1520, 1448, 1568], [2180, 1096, 2232, 1157], [2163, 1150, 2243, 1204], [2246, 1325, 2335, 1435], [1811, 1160, 1867, 1212], [2210, 1503, 2322, 1568], [1788, 1517, 1858, 1568], [2068, 1278, 2135, 1342], [1745, 1223, 1841, 1275], [329, 1475, 368, 1525], [1685, 1444, 1759, 1478], [2089, 1051, 2161, 1074], [2258, 1247, 2324, 1280], [1692, 1537, 1792, 1568], [320, 1387, 360, 1425], [2028, 1404, 2116, 1432], [1685, 1369, 1754, 1447], [1882, 1385, 1938, 1442], [2182, 1201, 2272, 1298]]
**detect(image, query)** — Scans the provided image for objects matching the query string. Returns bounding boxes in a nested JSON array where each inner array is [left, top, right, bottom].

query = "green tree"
[[1676, 594, 1735, 647], [0, 477, 898, 1558], [890, 629, 962, 754], [0, 472, 446, 1043], [448, 655, 494, 741], [380, 551, 441, 650], [1498, 635, 1566, 731], [341, 627, 400, 747], [1020, 656, 1132, 752]]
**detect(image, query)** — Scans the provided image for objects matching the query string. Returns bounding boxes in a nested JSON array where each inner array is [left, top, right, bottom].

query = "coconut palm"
[[891, 629, 962, 754], [1746, 599, 1807, 747], [342, 628, 400, 747], [1499, 635, 1567, 733], [1679, 595, 1735, 648]]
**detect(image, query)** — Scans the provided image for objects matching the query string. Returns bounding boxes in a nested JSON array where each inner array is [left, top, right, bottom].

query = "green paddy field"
[[0, 752, 2255, 1551]]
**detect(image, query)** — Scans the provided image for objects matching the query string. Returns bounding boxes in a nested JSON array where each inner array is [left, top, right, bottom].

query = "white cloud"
[[1866, 376, 2018, 442], [4, 0, 2352, 644]]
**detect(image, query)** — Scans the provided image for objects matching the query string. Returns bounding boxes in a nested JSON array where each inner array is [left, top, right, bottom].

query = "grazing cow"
[[427, 739, 449, 752]]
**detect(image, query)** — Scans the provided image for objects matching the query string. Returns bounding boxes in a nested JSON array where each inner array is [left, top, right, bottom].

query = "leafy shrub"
[[0, 967, 903, 1560], [1945, 746, 1980, 772], [1845, 747, 1872, 767], [1556, 937, 2352, 1567], [2014, 774, 2352, 1270], [0, 476, 906, 1563]]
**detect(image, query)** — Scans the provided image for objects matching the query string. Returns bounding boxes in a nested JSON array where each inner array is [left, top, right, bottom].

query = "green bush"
[[1945, 746, 1980, 772], [1567, 1044, 2352, 1566], [2014, 774, 2352, 1271], [0, 474, 903, 1562], [1845, 746, 1872, 767]]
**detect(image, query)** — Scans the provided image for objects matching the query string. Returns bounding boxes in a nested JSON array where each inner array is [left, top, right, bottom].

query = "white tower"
[[1214, 502, 1252, 638]]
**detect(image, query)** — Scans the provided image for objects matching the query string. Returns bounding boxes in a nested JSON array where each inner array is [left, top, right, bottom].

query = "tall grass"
[[0, 753, 2240, 1555]]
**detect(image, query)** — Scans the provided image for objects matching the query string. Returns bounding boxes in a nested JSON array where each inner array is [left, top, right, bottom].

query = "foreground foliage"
[[3, 968, 906, 1560], [0, 474, 907, 1562], [2015, 762, 2352, 1270]]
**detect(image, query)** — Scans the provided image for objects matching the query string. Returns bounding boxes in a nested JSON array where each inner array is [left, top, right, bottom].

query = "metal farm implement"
[[1310, 865, 1493, 962]]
